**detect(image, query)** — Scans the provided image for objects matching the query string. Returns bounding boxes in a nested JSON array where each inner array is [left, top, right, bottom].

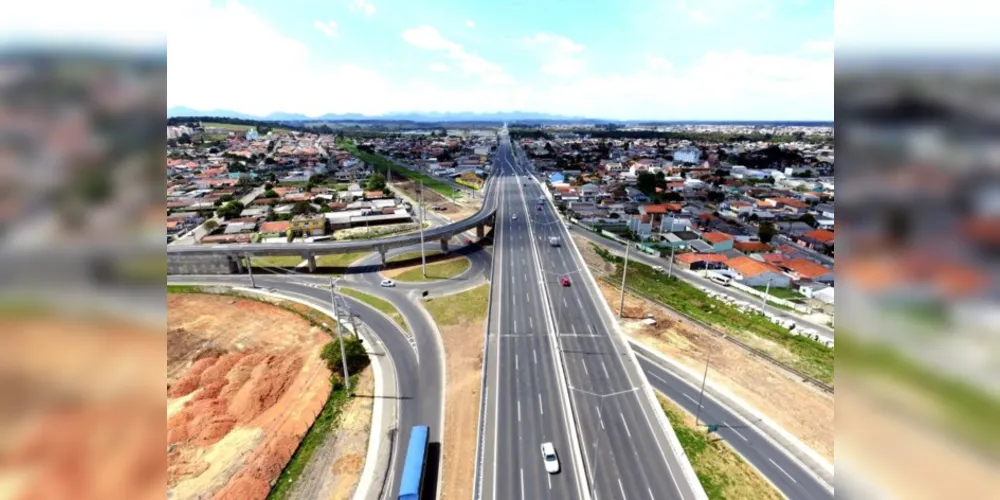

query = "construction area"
[[167, 293, 334, 499], [573, 234, 834, 463]]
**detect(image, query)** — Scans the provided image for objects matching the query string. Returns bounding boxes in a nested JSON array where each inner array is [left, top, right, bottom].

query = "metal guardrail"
[[595, 271, 835, 394]]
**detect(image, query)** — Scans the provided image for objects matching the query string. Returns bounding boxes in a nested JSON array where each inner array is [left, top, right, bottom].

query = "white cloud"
[[314, 20, 338, 38], [428, 62, 450, 72], [167, 1, 831, 120], [801, 39, 834, 54], [0, 0, 165, 50], [402, 25, 514, 84], [466, 20, 475, 28], [675, 0, 773, 24], [522, 33, 586, 77], [349, 0, 376, 17]]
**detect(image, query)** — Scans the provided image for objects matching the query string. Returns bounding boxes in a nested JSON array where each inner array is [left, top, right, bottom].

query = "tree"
[[320, 337, 370, 383], [801, 213, 817, 227], [203, 219, 219, 231], [758, 222, 777, 243], [292, 200, 315, 215], [262, 189, 279, 199], [661, 191, 683, 202], [706, 191, 725, 203], [216, 201, 245, 219], [264, 157, 276, 165], [636, 172, 657, 197], [309, 174, 326, 184], [608, 212, 620, 219], [178, 133, 192, 145], [366, 173, 387, 191]]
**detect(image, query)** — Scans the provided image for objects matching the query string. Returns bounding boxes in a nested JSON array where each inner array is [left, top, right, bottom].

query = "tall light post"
[[618, 242, 631, 318], [328, 277, 351, 390], [418, 180, 427, 278], [245, 253, 255, 288], [667, 245, 676, 279], [760, 277, 772, 315], [694, 343, 714, 426]]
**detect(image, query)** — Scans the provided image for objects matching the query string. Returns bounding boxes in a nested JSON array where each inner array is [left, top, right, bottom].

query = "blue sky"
[[166, 0, 834, 120]]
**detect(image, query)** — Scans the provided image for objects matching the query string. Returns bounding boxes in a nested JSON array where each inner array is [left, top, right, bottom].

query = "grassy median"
[[338, 287, 409, 336], [658, 396, 782, 500], [393, 256, 471, 282], [316, 252, 369, 268], [594, 245, 833, 385]]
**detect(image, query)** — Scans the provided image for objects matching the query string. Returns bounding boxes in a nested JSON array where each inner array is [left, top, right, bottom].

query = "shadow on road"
[[421, 442, 441, 499]]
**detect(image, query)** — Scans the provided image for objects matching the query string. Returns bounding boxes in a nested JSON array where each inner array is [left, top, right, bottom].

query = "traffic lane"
[[637, 355, 833, 500], [564, 225, 833, 339]]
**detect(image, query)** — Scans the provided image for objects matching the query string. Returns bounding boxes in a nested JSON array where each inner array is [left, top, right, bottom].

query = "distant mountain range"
[[167, 106, 832, 126], [168, 107, 607, 123]]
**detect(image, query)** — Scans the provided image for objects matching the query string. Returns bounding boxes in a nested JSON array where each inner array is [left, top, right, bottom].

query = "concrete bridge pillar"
[[476, 223, 485, 239], [306, 253, 317, 272], [234, 254, 244, 273], [378, 246, 388, 265], [440, 239, 449, 253]]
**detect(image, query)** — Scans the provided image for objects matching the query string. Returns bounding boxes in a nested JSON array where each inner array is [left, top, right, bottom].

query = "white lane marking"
[[533, 349, 538, 364], [516, 355, 519, 370], [521, 468, 526, 499], [527, 293, 531, 303], [518, 401, 522, 422], [596, 406, 605, 429], [514, 295, 516, 307], [563, 297, 568, 307], [683, 393, 701, 406], [587, 324, 594, 335], [769, 458, 798, 483], [539, 393, 543, 414], [524, 273, 527, 281], [529, 317, 533, 329], [648, 487, 655, 499], [647, 371, 668, 385], [582, 361, 589, 375], [601, 361, 610, 379], [548, 474, 552, 490], [618, 478, 627, 499], [620, 413, 632, 438], [576, 296, 584, 309], [724, 420, 749, 441], [514, 320, 517, 333]]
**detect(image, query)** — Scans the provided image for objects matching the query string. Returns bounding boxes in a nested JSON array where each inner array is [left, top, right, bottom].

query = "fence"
[[595, 271, 834, 394], [600, 230, 629, 245], [726, 280, 814, 314]]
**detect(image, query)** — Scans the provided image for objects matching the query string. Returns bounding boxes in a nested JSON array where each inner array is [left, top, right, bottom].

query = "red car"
[[560, 276, 570, 287]]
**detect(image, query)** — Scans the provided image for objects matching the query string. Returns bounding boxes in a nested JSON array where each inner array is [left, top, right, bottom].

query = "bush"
[[320, 335, 369, 381]]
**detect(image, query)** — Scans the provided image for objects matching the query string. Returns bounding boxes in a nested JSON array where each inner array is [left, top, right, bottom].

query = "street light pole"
[[760, 277, 772, 314], [419, 179, 427, 278], [667, 245, 676, 279], [328, 276, 351, 390], [245, 253, 255, 288], [618, 242, 630, 318], [694, 345, 714, 426]]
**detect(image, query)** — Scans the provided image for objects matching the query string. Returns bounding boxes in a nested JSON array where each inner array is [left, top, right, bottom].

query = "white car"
[[380, 279, 395, 287], [512, 214, 518, 220], [540, 442, 560, 474]]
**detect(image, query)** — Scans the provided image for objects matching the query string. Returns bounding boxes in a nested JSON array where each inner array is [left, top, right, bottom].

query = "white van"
[[708, 273, 732, 286]]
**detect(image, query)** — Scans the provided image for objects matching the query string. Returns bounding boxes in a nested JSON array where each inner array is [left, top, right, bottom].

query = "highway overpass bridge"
[[167, 175, 500, 275]]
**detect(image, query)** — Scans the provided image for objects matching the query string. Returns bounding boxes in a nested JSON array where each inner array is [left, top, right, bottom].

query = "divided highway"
[[481, 138, 704, 500]]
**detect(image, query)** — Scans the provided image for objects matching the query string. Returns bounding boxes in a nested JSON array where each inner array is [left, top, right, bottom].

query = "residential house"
[[796, 229, 835, 251], [579, 183, 601, 202], [781, 258, 835, 283], [625, 187, 649, 203], [674, 253, 729, 271], [700, 231, 735, 252], [812, 203, 835, 219], [259, 221, 292, 235], [290, 214, 327, 236], [725, 256, 791, 287], [733, 241, 772, 254], [223, 221, 258, 234]]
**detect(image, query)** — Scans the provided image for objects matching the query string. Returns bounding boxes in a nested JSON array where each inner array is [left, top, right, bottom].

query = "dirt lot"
[[167, 293, 333, 500], [392, 179, 483, 223], [598, 281, 834, 461], [285, 365, 375, 500], [572, 234, 617, 277], [422, 285, 489, 500], [0, 316, 164, 500]]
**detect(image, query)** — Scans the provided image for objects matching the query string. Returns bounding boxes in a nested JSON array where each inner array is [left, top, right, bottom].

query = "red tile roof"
[[781, 258, 833, 279], [803, 229, 835, 243], [734, 241, 772, 253], [676, 253, 729, 264], [701, 231, 733, 244], [259, 221, 291, 233], [726, 256, 782, 278]]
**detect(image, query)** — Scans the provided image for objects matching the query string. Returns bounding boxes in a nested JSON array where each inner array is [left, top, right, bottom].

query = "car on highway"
[[380, 279, 396, 287], [540, 442, 560, 474], [537, 206, 542, 211], [512, 214, 518, 220], [560, 276, 570, 287]]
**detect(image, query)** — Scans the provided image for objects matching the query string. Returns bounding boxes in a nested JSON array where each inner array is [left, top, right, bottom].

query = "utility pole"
[[245, 253, 255, 288], [328, 277, 351, 390], [618, 242, 630, 318], [667, 245, 676, 279], [695, 346, 713, 426], [761, 278, 772, 315], [419, 179, 427, 278]]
